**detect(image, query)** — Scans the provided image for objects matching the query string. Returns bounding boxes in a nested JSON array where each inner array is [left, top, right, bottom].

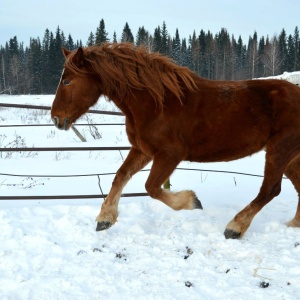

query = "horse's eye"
[[63, 79, 71, 86]]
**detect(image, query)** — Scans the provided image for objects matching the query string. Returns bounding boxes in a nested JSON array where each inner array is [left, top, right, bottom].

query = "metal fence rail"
[[0, 146, 131, 152], [0, 123, 125, 127], [0, 102, 134, 201], [0, 193, 149, 201], [0, 103, 123, 116]]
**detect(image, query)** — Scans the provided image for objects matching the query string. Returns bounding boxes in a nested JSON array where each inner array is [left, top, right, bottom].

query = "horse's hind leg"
[[224, 146, 288, 239], [284, 156, 300, 227], [95, 147, 151, 231], [145, 152, 203, 210]]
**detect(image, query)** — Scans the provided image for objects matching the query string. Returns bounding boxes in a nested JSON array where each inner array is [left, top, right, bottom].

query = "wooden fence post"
[[163, 178, 171, 190]]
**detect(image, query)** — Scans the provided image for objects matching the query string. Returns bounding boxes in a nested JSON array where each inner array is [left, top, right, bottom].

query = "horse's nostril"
[[52, 116, 59, 127], [63, 118, 69, 130]]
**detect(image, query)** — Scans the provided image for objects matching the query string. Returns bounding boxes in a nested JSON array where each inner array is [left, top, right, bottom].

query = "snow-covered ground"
[[0, 95, 300, 300], [257, 71, 300, 86]]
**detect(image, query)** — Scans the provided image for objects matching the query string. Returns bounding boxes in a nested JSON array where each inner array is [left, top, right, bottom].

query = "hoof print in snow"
[[259, 281, 269, 288], [294, 242, 299, 248], [184, 247, 193, 259], [116, 253, 127, 261], [185, 281, 192, 288], [93, 248, 102, 253], [77, 250, 87, 255]]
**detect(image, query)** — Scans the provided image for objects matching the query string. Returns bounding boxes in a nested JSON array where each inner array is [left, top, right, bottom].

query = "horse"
[[51, 42, 300, 239]]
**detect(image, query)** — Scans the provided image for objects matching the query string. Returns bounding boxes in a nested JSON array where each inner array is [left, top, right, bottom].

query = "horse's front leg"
[[96, 147, 151, 231], [145, 152, 203, 211]]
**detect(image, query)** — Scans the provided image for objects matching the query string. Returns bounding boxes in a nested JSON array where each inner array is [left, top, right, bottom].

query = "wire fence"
[[0, 164, 270, 200], [0, 102, 280, 201], [0, 101, 130, 200]]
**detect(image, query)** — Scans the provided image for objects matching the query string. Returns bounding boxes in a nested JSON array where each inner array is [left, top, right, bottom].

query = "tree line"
[[1, 19, 300, 95]]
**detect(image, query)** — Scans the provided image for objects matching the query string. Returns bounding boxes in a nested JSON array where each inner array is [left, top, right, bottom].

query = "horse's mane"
[[65, 43, 198, 107]]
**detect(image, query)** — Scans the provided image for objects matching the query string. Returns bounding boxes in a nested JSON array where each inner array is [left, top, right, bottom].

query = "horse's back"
[[179, 78, 300, 162]]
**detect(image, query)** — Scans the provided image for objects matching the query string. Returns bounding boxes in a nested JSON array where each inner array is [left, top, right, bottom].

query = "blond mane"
[[65, 43, 197, 107]]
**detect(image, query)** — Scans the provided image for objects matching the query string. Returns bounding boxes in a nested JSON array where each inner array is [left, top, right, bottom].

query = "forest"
[[1, 19, 300, 94]]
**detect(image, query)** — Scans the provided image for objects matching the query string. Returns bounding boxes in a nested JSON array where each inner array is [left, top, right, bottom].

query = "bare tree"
[[144, 35, 155, 53], [262, 36, 283, 76], [248, 33, 260, 78]]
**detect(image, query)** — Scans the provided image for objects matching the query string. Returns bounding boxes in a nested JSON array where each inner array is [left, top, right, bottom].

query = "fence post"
[[71, 126, 86, 142], [163, 178, 171, 190]]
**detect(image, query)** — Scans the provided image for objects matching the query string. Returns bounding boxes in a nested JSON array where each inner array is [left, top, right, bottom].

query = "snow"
[[257, 71, 300, 86], [0, 94, 300, 299]]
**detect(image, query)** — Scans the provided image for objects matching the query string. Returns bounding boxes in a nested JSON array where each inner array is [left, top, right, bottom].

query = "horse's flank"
[[64, 43, 198, 108]]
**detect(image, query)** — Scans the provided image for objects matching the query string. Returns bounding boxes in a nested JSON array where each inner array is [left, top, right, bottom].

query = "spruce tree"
[[160, 21, 169, 55], [172, 29, 181, 64], [189, 30, 199, 74], [206, 31, 215, 79], [153, 26, 161, 52], [66, 34, 75, 50], [0, 47, 4, 92], [48, 30, 60, 92], [215, 28, 231, 80], [87, 32, 95, 46], [121, 22, 134, 43], [198, 30, 207, 77], [27, 37, 42, 93], [181, 38, 190, 67], [41, 29, 51, 93], [8, 36, 20, 93], [95, 19, 109, 45], [235, 36, 247, 79], [293, 26, 300, 70], [113, 31, 117, 43], [286, 34, 295, 71], [278, 29, 287, 73], [257, 36, 265, 77], [136, 26, 148, 47], [60, 31, 66, 47]]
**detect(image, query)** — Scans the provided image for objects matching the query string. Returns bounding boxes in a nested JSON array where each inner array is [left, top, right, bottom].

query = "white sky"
[[1, 0, 300, 47]]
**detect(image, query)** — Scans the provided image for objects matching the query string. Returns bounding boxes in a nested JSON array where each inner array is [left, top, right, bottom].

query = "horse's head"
[[51, 47, 101, 130]]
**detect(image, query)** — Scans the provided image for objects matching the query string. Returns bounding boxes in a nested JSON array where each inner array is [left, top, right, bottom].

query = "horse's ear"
[[62, 47, 71, 59], [73, 47, 85, 68]]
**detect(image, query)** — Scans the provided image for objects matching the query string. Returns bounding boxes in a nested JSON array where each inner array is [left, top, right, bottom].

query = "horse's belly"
[[186, 131, 267, 163], [187, 146, 264, 162]]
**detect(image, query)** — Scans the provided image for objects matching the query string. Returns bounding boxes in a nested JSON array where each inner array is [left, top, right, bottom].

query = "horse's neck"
[[109, 91, 155, 123], [105, 93, 133, 119]]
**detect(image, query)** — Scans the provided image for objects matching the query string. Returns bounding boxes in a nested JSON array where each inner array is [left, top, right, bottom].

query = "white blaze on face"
[[52, 68, 65, 113], [54, 68, 65, 96]]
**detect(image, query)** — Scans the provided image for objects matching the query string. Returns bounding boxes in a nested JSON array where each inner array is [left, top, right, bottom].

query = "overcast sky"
[[1, 0, 300, 47]]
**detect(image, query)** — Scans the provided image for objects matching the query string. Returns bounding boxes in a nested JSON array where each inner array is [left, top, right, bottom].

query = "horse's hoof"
[[224, 229, 241, 239], [96, 221, 112, 231], [194, 197, 203, 210]]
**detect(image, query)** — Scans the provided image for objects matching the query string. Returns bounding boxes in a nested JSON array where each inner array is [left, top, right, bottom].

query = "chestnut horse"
[[51, 43, 300, 239]]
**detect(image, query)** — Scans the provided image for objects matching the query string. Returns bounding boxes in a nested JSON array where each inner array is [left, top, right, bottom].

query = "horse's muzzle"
[[52, 116, 70, 130]]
